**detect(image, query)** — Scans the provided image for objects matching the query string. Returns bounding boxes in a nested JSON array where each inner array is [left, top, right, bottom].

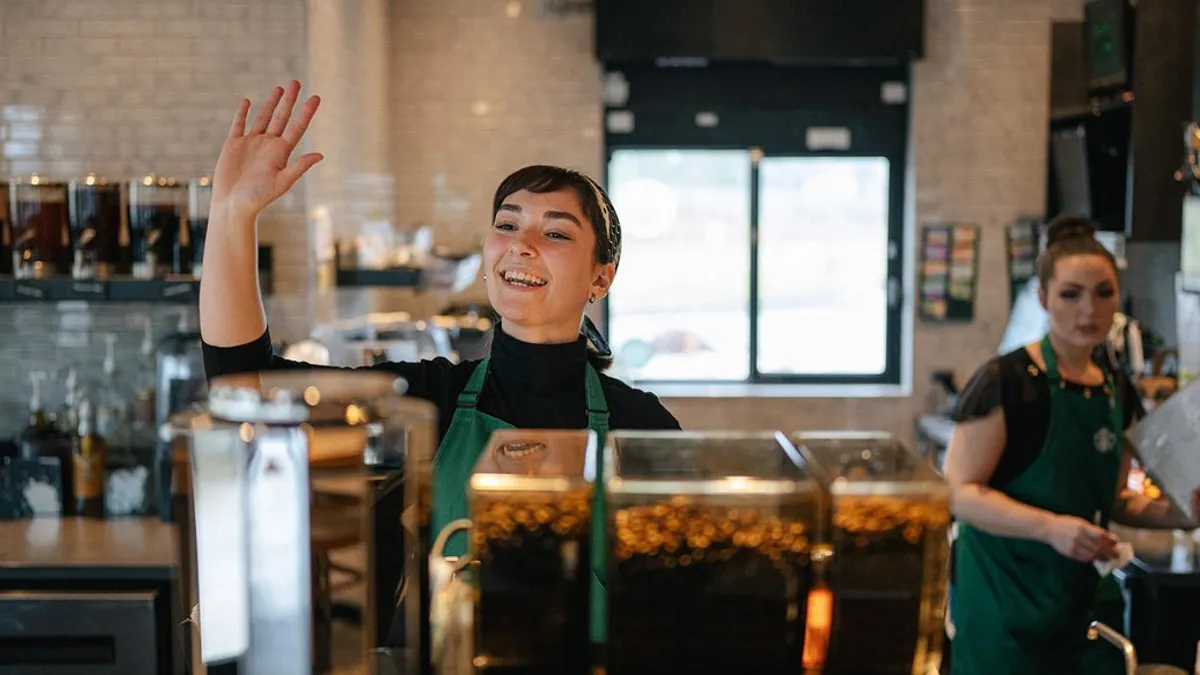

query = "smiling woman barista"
[[944, 216, 1199, 675], [197, 81, 681, 642]]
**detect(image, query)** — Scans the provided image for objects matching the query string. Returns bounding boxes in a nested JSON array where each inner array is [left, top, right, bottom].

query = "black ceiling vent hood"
[[595, 0, 925, 65]]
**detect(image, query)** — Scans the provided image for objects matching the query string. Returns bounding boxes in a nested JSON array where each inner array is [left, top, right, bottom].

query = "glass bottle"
[[0, 181, 12, 276], [97, 333, 132, 462], [72, 396, 107, 519]]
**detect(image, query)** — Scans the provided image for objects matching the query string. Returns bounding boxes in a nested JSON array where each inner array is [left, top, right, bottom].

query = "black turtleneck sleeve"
[[202, 327, 680, 441]]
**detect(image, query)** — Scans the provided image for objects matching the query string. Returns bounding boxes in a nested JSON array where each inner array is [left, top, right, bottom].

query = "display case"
[[168, 370, 438, 675], [792, 431, 950, 675], [604, 431, 829, 675], [467, 429, 598, 674]]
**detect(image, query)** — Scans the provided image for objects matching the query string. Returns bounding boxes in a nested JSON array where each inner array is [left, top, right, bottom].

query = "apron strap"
[[584, 363, 610, 433], [456, 357, 490, 408], [1040, 334, 1061, 384]]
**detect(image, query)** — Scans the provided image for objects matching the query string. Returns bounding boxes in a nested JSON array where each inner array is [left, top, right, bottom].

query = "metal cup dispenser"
[[169, 370, 438, 674]]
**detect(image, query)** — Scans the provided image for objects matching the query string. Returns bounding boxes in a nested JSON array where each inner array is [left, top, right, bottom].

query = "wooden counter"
[[0, 516, 179, 580], [0, 517, 186, 675]]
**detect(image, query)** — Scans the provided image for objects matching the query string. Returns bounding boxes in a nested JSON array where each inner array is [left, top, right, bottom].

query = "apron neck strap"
[[584, 363, 610, 433], [456, 357, 490, 408], [1040, 334, 1061, 383]]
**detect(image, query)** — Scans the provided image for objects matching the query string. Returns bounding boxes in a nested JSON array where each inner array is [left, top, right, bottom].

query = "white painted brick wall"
[[1, 0, 1082, 444]]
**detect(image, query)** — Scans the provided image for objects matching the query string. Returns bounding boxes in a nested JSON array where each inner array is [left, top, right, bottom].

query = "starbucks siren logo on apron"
[[1094, 426, 1117, 453]]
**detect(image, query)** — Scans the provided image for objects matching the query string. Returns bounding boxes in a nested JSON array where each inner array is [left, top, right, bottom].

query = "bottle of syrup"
[[72, 396, 107, 519]]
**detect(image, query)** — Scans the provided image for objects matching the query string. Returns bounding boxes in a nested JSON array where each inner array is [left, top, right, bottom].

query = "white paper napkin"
[[1094, 541, 1135, 577]]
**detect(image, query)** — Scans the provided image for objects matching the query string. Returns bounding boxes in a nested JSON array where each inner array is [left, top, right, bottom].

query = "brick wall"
[[1, 0, 1079, 443], [383, 0, 1068, 440], [0, 0, 310, 435]]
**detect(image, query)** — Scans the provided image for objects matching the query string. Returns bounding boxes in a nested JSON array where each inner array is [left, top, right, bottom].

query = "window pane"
[[757, 157, 891, 375], [607, 149, 751, 381]]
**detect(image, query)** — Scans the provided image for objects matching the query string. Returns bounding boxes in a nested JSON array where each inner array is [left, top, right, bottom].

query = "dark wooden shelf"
[[335, 267, 422, 288], [0, 277, 200, 303]]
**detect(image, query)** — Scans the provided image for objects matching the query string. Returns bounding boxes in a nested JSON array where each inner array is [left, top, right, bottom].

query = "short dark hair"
[[1035, 214, 1118, 290], [491, 165, 621, 371], [492, 165, 621, 269]]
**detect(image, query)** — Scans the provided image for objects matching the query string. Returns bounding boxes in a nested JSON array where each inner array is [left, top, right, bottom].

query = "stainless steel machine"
[[169, 369, 438, 675]]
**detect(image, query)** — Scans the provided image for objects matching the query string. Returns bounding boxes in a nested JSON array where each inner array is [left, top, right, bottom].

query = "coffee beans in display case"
[[792, 432, 951, 675], [468, 429, 598, 675], [604, 431, 829, 675]]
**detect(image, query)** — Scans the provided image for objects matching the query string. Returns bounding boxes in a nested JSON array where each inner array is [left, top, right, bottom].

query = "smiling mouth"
[[500, 269, 547, 288]]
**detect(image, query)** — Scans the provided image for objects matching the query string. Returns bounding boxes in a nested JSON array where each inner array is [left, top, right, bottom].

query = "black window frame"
[[601, 63, 909, 386]]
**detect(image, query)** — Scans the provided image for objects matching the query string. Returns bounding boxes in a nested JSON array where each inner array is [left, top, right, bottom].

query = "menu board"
[[1006, 218, 1040, 308], [1125, 379, 1200, 519], [919, 222, 980, 322]]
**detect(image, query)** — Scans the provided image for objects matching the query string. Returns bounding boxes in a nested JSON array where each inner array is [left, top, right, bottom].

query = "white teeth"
[[501, 270, 547, 287]]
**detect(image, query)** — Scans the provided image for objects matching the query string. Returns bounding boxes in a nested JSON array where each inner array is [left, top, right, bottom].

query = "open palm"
[[212, 80, 323, 218]]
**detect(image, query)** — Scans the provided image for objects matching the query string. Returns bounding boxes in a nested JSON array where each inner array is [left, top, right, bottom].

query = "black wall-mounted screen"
[[1046, 106, 1132, 233], [1083, 0, 1133, 93], [595, 0, 925, 64]]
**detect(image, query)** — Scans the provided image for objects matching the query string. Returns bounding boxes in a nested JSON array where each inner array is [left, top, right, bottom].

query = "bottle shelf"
[[0, 277, 200, 303]]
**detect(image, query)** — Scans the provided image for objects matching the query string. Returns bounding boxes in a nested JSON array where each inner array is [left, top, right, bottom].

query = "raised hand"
[[211, 80, 322, 219]]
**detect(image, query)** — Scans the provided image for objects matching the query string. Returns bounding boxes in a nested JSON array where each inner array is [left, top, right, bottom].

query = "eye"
[[1059, 289, 1081, 300], [546, 231, 571, 241], [1097, 286, 1116, 298], [493, 221, 516, 232]]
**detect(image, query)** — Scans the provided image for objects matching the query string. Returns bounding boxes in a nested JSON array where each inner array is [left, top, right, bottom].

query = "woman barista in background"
[[944, 215, 1199, 675], [198, 81, 680, 641]]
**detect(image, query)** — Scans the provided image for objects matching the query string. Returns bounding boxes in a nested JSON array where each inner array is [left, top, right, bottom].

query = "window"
[[606, 149, 902, 385]]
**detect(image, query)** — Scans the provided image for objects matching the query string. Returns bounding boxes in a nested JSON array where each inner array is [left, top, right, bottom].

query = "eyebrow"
[[498, 203, 583, 229]]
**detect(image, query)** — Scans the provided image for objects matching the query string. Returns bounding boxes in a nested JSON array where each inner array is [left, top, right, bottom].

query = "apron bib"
[[428, 357, 612, 643], [951, 335, 1124, 675]]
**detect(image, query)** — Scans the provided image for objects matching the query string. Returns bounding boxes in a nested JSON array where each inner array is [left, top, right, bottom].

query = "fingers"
[[282, 95, 321, 148], [276, 152, 324, 192], [266, 80, 301, 137], [228, 98, 250, 138], [249, 86, 285, 135]]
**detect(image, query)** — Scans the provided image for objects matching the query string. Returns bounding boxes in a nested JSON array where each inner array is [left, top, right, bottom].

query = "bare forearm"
[[952, 483, 1055, 543], [199, 204, 266, 347], [1112, 493, 1198, 530]]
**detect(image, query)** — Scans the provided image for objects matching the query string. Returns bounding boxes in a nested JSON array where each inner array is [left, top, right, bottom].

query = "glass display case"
[[467, 429, 598, 674], [792, 431, 950, 675], [604, 431, 829, 675], [168, 370, 438, 675]]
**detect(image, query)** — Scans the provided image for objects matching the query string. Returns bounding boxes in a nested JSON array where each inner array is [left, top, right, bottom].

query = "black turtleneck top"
[[201, 327, 681, 440]]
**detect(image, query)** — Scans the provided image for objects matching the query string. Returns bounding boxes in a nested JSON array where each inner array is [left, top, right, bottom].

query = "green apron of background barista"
[[951, 335, 1125, 675]]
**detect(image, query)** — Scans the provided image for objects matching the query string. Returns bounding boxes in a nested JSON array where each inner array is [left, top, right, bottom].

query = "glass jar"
[[128, 175, 185, 279], [168, 370, 437, 674], [792, 431, 951, 675], [67, 174, 124, 279], [187, 177, 212, 279], [0, 182, 11, 276], [605, 431, 830, 675], [10, 176, 69, 279], [466, 429, 598, 674]]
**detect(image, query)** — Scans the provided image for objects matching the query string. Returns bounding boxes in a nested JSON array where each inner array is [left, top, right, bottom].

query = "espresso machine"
[[170, 370, 438, 675]]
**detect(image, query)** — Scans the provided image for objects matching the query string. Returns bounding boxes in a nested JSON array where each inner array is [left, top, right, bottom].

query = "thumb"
[[277, 152, 324, 191]]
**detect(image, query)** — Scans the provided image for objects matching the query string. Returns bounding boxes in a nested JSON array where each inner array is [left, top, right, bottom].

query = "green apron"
[[951, 335, 1124, 675], [428, 356, 612, 643]]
